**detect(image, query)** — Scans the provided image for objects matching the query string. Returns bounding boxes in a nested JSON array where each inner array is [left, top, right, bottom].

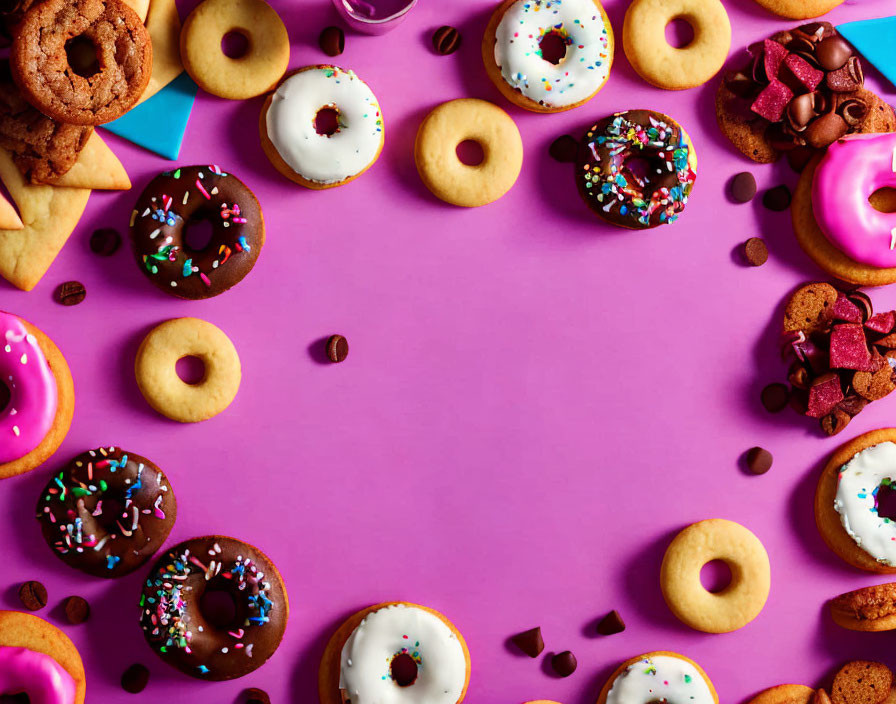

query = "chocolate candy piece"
[[743, 237, 768, 266], [762, 184, 792, 212], [63, 595, 90, 624], [432, 25, 461, 55], [326, 334, 349, 363], [596, 610, 625, 635], [847, 291, 873, 321], [511, 626, 544, 657], [839, 99, 869, 127], [121, 663, 150, 694], [745, 447, 773, 475], [817, 36, 853, 71], [89, 227, 121, 256], [821, 407, 851, 436], [18, 580, 47, 611], [244, 687, 271, 704], [826, 57, 863, 92], [54, 280, 86, 306], [761, 383, 791, 412], [318, 26, 344, 57], [549, 135, 578, 163], [729, 172, 757, 203], [551, 651, 577, 677], [806, 111, 848, 149]]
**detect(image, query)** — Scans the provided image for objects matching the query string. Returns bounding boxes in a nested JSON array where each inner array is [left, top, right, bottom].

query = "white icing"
[[265, 67, 383, 184], [834, 441, 896, 565], [606, 655, 715, 704], [494, 0, 612, 108], [339, 604, 466, 704]]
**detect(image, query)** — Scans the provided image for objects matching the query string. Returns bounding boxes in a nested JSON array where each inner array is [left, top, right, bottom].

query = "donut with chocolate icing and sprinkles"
[[139, 535, 288, 680], [129, 165, 264, 299], [36, 447, 176, 578], [576, 109, 698, 229]]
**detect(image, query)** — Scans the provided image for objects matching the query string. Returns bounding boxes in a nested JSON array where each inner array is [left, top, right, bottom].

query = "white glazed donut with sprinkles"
[[599, 652, 718, 704], [483, 0, 614, 113]]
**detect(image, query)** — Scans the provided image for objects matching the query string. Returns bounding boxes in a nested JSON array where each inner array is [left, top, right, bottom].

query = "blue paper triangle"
[[838, 16, 896, 89], [101, 72, 198, 160]]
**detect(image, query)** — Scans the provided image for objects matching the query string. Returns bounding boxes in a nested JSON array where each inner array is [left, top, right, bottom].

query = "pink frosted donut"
[[812, 133, 896, 268], [0, 312, 58, 465], [0, 647, 76, 704]]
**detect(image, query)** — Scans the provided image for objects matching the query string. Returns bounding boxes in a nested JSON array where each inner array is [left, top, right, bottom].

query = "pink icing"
[[0, 647, 76, 704], [0, 312, 58, 465], [812, 132, 896, 268]]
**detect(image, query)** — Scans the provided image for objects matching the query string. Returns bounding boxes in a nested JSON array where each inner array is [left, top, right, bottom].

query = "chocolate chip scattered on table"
[[18, 580, 47, 611], [510, 626, 544, 657]]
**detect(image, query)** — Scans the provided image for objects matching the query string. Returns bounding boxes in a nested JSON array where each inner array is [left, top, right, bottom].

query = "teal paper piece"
[[838, 16, 896, 89]]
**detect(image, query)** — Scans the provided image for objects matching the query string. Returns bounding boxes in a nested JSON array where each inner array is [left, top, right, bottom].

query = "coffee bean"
[[510, 626, 544, 657], [817, 35, 852, 71], [551, 651, 577, 677], [89, 227, 121, 256], [596, 610, 625, 635], [743, 237, 769, 266], [18, 581, 47, 611], [244, 687, 271, 704], [54, 281, 86, 306], [318, 26, 344, 57], [63, 595, 90, 624], [121, 663, 149, 694], [432, 25, 461, 55], [762, 184, 792, 212], [549, 135, 578, 163], [729, 172, 757, 203], [745, 446, 773, 474], [326, 334, 349, 363], [761, 383, 791, 412]]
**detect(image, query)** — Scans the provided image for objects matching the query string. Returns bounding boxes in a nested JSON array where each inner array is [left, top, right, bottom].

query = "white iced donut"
[[485, 0, 614, 112], [600, 653, 718, 704], [834, 441, 896, 565], [261, 65, 384, 189], [339, 604, 468, 704]]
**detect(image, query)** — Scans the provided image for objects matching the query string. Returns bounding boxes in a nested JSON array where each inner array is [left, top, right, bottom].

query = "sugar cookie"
[[747, 685, 815, 704], [134, 317, 241, 423], [482, 0, 613, 113], [180, 0, 289, 100], [415, 98, 523, 207], [319, 602, 471, 704], [622, 0, 730, 90], [752, 0, 843, 20], [660, 518, 770, 633]]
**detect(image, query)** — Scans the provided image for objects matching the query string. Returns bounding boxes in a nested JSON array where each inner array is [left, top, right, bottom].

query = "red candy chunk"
[[752, 80, 794, 122], [829, 323, 873, 371], [866, 311, 896, 335], [832, 293, 864, 323], [764, 39, 788, 79], [781, 54, 824, 92], [806, 373, 845, 418]]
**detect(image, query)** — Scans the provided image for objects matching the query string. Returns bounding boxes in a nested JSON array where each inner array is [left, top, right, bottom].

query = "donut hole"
[[456, 140, 484, 166], [183, 217, 215, 254], [390, 652, 419, 687], [65, 35, 100, 78], [0, 379, 10, 414], [870, 187, 896, 214], [623, 154, 656, 185], [176, 355, 206, 386], [877, 481, 896, 521], [199, 583, 240, 629], [699, 559, 732, 594], [538, 29, 568, 65], [221, 30, 250, 59], [315, 106, 341, 137], [664, 17, 695, 49], [95, 495, 127, 533]]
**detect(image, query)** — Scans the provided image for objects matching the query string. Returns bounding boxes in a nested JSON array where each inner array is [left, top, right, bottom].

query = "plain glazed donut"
[[36, 446, 177, 578], [140, 535, 288, 680], [319, 602, 471, 704], [415, 99, 523, 207], [660, 519, 770, 633], [597, 652, 718, 704], [622, 0, 731, 91], [0, 611, 86, 704], [0, 313, 74, 480], [482, 0, 614, 113]]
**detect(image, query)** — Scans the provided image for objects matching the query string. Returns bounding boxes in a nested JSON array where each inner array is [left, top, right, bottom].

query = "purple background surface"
[[3, 0, 896, 702]]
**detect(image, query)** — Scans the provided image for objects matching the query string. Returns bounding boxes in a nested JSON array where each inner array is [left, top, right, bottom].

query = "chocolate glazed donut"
[[129, 165, 264, 299], [139, 535, 288, 680], [36, 447, 176, 578]]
